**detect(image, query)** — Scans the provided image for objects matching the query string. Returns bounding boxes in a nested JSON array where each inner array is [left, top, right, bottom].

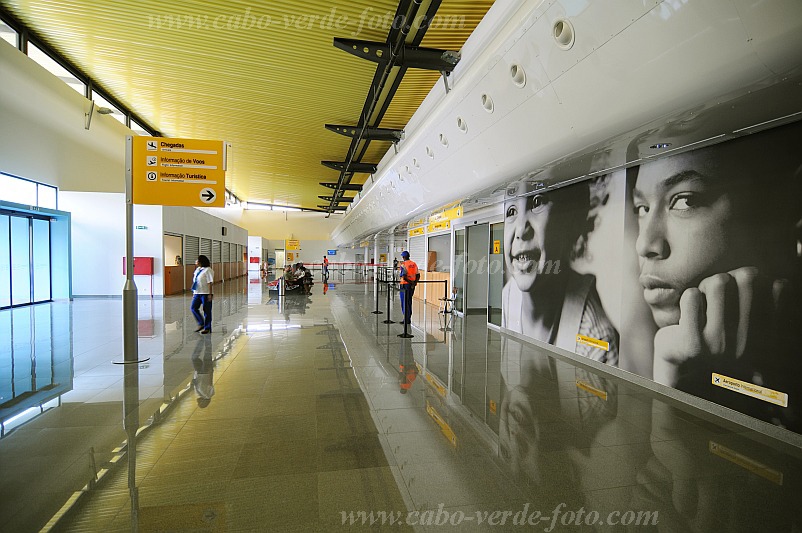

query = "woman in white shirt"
[[190, 255, 214, 334]]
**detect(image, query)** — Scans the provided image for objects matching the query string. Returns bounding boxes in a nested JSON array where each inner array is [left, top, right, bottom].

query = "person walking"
[[190, 255, 214, 334], [399, 251, 419, 325]]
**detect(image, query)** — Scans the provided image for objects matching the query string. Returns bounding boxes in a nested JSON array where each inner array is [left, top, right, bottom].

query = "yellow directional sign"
[[493, 240, 501, 254], [427, 220, 450, 233], [429, 206, 463, 224], [286, 240, 300, 251], [132, 136, 226, 207]]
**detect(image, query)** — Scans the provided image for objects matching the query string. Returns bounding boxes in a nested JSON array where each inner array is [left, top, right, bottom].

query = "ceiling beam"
[[325, 124, 403, 142], [321, 161, 377, 174], [319, 195, 354, 203], [320, 182, 362, 191], [333, 38, 461, 73], [321, 0, 444, 214]]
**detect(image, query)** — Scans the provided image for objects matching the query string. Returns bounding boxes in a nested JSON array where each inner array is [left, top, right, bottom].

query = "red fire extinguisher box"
[[122, 257, 154, 275]]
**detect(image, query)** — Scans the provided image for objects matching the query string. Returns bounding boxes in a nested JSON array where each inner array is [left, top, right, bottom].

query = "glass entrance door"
[[0, 215, 9, 308], [1, 213, 52, 309], [453, 228, 465, 313], [465, 223, 489, 315], [10, 215, 31, 306], [488, 222, 504, 326]]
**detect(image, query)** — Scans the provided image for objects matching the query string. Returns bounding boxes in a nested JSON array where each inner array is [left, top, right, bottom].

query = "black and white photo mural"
[[501, 121, 802, 433]]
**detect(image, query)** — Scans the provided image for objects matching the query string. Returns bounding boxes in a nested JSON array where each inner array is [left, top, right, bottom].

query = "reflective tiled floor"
[[1, 275, 801, 532]]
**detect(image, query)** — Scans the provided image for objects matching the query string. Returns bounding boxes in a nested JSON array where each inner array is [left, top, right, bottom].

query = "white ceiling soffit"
[[332, 0, 802, 244]]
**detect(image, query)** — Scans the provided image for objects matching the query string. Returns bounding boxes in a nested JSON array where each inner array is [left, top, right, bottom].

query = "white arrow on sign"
[[200, 188, 216, 204]]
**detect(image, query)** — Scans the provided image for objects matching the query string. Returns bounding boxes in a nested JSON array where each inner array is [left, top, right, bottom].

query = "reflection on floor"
[[1, 276, 801, 531]]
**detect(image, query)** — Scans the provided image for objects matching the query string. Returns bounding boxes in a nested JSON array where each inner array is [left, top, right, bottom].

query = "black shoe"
[[200, 329, 211, 334]]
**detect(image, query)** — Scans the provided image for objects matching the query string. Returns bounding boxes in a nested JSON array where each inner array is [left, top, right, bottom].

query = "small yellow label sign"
[[285, 240, 300, 251], [427, 220, 450, 233], [408, 227, 425, 237], [132, 136, 225, 207], [379, 253, 387, 263], [576, 334, 609, 352], [493, 240, 501, 254], [712, 373, 788, 407], [489, 399, 497, 414], [286, 252, 294, 262]]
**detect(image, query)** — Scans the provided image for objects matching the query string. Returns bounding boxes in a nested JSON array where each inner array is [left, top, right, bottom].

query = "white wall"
[[162, 206, 247, 247], [201, 208, 342, 241], [247, 236, 267, 271], [0, 43, 128, 194], [60, 192, 163, 296]]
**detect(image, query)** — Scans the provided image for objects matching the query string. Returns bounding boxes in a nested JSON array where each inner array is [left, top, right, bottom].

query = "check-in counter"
[[414, 271, 449, 303], [164, 266, 185, 295]]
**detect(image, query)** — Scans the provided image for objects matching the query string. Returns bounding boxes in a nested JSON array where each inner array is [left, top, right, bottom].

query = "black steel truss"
[[334, 38, 461, 73], [320, 0, 453, 214], [321, 161, 378, 174], [325, 124, 404, 142], [319, 196, 354, 203], [320, 182, 363, 192]]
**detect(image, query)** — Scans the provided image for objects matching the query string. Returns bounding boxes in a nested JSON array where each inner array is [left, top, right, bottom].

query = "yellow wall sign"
[[285, 240, 300, 251], [576, 334, 610, 352], [286, 252, 294, 262], [427, 220, 450, 233], [493, 240, 501, 254], [426, 400, 457, 448], [408, 227, 425, 237], [379, 253, 387, 263], [708, 441, 783, 485], [712, 373, 788, 407], [360, 240, 371, 248], [576, 380, 608, 401], [132, 136, 225, 207], [428, 206, 463, 224], [409, 217, 427, 228], [489, 399, 497, 414]]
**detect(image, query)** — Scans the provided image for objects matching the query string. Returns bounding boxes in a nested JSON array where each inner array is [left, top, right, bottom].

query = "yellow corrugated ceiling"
[[1, 0, 494, 210]]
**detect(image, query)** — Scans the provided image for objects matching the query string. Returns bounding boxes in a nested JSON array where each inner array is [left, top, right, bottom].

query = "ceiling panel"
[[2, 0, 495, 209]]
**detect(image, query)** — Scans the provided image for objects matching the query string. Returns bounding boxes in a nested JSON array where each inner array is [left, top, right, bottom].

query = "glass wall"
[[0, 172, 58, 209]]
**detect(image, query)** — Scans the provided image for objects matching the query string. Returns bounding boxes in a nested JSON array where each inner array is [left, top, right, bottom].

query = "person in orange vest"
[[399, 251, 419, 324]]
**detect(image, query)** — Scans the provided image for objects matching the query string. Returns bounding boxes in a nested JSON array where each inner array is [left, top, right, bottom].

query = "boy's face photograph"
[[633, 153, 751, 327]]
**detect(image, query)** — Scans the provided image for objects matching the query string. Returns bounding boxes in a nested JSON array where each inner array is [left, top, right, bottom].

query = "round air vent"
[[457, 116, 468, 133], [510, 64, 526, 88], [553, 18, 575, 50], [481, 93, 494, 113]]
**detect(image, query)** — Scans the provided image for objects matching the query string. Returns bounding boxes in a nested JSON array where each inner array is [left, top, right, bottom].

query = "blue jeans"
[[191, 294, 212, 331], [400, 284, 415, 323]]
